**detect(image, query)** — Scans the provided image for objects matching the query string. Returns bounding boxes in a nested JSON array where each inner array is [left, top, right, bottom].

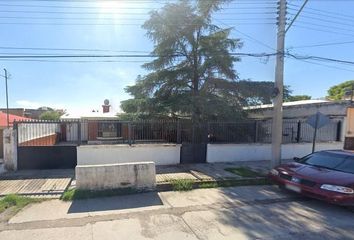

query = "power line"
[[286, 53, 354, 66], [294, 20, 354, 34], [288, 7, 354, 22], [0, 16, 276, 21], [214, 19, 276, 51], [287, 13, 354, 28], [289, 40, 354, 49], [0, 46, 151, 53], [0, 22, 276, 26], [1, 51, 353, 67], [0, 52, 278, 59], [291, 25, 354, 38], [0, 9, 277, 15], [0, 3, 277, 10], [288, 3, 354, 20], [1, 0, 278, 4], [287, 58, 354, 73], [285, 0, 308, 33]]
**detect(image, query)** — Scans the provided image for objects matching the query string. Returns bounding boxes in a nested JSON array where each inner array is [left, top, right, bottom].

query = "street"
[[0, 185, 353, 240]]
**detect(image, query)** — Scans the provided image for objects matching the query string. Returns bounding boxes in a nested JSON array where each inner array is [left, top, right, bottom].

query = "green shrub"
[[170, 179, 194, 191], [0, 194, 40, 213], [61, 188, 137, 201], [224, 167, 261, 178], [199, 182, 218, 189]]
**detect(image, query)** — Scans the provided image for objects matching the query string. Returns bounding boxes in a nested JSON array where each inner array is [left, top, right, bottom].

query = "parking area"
[[0, 169, 74, 198]]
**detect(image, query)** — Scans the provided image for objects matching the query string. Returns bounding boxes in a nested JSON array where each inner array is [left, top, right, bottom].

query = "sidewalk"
[[1, 185, 352, 240], [156, 160, 270, 183], [5, 185, 295, 224]]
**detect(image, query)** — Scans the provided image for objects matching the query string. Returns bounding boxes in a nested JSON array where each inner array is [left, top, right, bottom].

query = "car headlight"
[[320, 184, 354, 194], [270, 169, 279, 176]]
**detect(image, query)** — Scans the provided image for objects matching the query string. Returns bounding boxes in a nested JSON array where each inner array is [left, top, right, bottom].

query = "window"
[[98, 122, 121, 138], [299, 152, 354, 174]]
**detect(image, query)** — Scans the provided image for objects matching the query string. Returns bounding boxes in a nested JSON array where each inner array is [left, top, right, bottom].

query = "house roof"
[[0, 111, 31, 127], [243, 99, 331, 110], [60, 110, 118, 120]]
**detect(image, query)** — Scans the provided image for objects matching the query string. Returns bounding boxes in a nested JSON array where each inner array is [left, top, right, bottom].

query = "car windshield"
[[298, 152, 354, 174]]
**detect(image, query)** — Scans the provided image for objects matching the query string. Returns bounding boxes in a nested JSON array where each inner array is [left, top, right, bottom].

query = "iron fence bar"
[[296, 121, 301, 143], [128, 122, 132, 145], [336, 120, 342, 141], [77, 121, 81, 146]]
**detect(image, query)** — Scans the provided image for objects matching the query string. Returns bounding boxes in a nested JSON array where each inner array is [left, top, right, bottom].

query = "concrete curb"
[[156, 177, 271, 192]]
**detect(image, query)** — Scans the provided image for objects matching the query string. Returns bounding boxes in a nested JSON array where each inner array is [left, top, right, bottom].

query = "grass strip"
[[0, 194, 41, 214], [169, 179, 194, 191], [224, 167, 262, 178], [61, 188, 142, 201]]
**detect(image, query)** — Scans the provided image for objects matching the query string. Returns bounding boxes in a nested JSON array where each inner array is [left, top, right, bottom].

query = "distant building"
[[0, 107, 64, 119], [60, 100, 120, 144], [244, 100, 349, 120], [0, 111, 31, 159]]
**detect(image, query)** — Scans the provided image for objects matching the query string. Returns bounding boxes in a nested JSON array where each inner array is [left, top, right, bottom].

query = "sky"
[[0, 0, 354, 115]]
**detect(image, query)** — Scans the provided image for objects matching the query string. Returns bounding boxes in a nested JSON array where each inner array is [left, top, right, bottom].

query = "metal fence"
[[13, 118, 343, 146]]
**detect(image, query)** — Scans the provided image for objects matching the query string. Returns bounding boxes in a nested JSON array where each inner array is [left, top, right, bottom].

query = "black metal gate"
[[17, 146, 77, 170], [14, 121, 79, 170], [180, 122, 208, 164]]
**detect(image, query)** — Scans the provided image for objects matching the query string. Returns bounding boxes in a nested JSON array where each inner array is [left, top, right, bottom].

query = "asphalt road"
[[0, 185, 353, 240]]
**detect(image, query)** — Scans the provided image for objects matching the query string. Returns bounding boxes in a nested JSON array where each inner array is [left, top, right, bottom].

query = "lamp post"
[[3, 68, 9, 128]]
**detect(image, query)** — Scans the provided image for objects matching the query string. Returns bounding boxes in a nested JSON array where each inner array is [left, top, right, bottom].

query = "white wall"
[[66, 121, 88, 142], [3, 128, 17, 171], [77, 144, 181, 166], [207, 142, 344, 163], [18, 123, 59, 144], [76, 162, 156, 190]]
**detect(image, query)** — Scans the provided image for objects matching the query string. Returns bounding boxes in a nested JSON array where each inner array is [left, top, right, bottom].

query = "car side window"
[[335, 157, 354, 174]]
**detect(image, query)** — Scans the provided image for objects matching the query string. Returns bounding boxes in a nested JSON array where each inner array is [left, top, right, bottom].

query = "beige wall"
[[346, 107, 354, 137]]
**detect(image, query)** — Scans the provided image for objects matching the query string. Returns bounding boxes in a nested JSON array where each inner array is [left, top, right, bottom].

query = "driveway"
[[0, 169, 74, 198], [1, 185, 353, 239]]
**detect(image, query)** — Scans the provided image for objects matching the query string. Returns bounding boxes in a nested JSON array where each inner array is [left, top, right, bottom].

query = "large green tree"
[[284, 95, 311, 102], [121, 0, 243, 122], [39, 110, 63, 120], [327, 80, 354, 100]]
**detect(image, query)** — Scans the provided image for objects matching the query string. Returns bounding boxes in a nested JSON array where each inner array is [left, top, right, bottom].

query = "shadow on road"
[[67, 192, 163, 213]]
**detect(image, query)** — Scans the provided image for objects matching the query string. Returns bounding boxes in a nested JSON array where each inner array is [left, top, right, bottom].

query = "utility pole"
[[271, 0, 287, 168], [4, 68, 9, 128]]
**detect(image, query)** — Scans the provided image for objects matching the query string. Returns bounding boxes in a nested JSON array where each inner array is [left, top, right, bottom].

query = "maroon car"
[[269, 150, 354, 206]]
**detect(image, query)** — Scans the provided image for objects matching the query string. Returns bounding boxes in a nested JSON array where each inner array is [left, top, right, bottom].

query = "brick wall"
[[19, 134, 57, 146]]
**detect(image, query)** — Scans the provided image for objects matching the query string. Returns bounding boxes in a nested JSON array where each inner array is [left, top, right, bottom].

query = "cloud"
[[15, 100, 65, 110]]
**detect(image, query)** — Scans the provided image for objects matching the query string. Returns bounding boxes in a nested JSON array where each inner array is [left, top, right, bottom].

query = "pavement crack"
[[180, 215, 204, 240], [0, 196, 307, 232]]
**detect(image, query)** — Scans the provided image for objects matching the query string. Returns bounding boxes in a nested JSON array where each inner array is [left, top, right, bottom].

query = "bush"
[[61, 188, 138, 201], [0, 194, 40, 213], [224, 167, 261, 178], [170, 179, 194, 191]]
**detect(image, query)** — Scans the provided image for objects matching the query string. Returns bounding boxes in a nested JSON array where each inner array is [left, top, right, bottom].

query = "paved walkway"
[[156, 161, 270, 183], [0, 169, 74, 198], [1, 185, 353, 240], [0, 161, 271, 197]]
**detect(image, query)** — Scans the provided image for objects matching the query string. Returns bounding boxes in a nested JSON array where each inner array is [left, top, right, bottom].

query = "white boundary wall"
[[207, 142, 344, 163], [76, 162, 156, 190], [3, 128, 17, 171], [77, 144, 181, 166]]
